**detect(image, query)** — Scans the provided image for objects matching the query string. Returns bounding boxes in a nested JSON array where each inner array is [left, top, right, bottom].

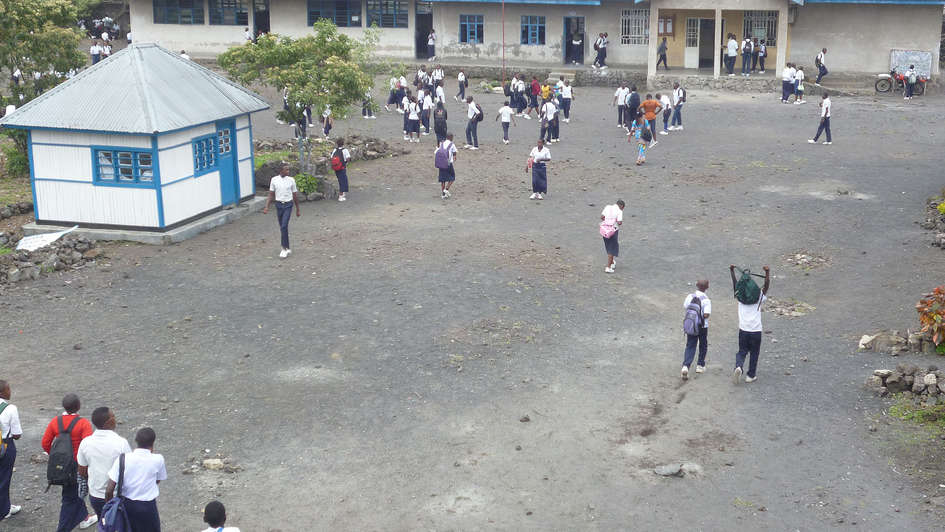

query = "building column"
[[775, 3, 788, 75], [646, 1, 659, 82], [713, 8, 722, 79]]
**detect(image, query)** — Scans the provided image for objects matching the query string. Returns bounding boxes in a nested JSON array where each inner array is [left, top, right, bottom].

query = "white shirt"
[[407, 102, 420, 120], [467, 102, 478, 119], [435, 86, 445, 103], [389, 77, 397, 90], [399, 75, 408, 88], [816, 51, 826, 67], [322, 106, 331, 119], [244, 30, 252, 40], [596, 36, 608, 49], [432, 68, 444, 81], [90, 44, 103, 55], [497, 105, 514, 123], [561, 85, 573, 99], [659, 94, 671, 108], [427, 33, 436, 46], [788, 67, 796, 81], [683, 290, 712, 328], [781, 67, 792, 82], [795, 69, 805, 85], [332, 147, 351, 164], [737, 294, 766, 332], [438, 139, 457, 163], [0, 399, 22, 439], [672, 87, 684, 106], [181, 53, 191, 60], [458, 72, 466, 83], [126, 32, 132, 41], [820, 97, 831, 118], [601, 204, 623, 225], [77, 429, 132, 498], [614, 87, 630, 105], [401, 95, 410, 112], [101, 32, 110, 42], [726, 39, 738, 57], [541, 101, 556, 120], [269, 175, 298, 202], [529, 146, 551, 162], [422, 94, 434, 110], [107, 448, 167, 501]]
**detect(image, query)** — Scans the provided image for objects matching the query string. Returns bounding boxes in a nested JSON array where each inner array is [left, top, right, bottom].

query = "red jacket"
[[41, 414, 94, 459], [531, 80, 540, 96]]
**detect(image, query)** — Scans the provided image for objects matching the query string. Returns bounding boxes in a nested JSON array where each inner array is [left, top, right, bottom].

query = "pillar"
[[713, 8, 722, 79], [646, 1, 659, 82], [775, 3, 788, 75]]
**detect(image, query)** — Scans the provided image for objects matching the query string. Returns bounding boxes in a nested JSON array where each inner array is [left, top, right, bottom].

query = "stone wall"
[[0, 234, 103, 285], [0, 201, 33, 221], [866, 365, 945, 406]]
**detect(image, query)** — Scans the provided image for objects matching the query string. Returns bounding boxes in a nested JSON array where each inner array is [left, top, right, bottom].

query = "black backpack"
[[47, 415, 80, 489], [475, 104, 484, 122], [641, 128, 652, 142]]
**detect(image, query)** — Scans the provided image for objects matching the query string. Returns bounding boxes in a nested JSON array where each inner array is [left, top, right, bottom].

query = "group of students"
[[0, 384, 240, 531], [611, 82, 686, 165], [724, 34, 768, 76]]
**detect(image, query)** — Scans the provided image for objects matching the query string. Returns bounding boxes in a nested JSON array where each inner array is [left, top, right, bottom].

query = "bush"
[[937, 202, 945, 216], [295, 172, 319, 194], [254, 150, 294, 171], [1, 143, 29, 178], [917, 286, 945, 349]]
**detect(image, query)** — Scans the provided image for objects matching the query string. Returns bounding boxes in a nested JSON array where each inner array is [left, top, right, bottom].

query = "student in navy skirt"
[[600, 200, 625, 273], [527, 139, 551, 200]]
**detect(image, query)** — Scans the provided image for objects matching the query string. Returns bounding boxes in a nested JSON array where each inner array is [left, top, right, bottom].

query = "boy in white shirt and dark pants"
[[77, 407, 131, 524], [262, 165, 301, 258], [731, 265, 770, 384], [681, 280, 711, 378], [808, 92, 832, 145], [105, 428, 168, 532]]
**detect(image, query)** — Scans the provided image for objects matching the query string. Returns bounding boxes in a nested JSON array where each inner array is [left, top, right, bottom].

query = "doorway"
[[563, 17, 585, 65], [216, 120, 239, 206], [698, 18, 715, 68], [253, 0, 270, 35], [415, 2, 433, 59]]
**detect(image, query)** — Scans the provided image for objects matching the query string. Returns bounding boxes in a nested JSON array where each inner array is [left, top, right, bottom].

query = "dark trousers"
[[456, 83, 465, 100], [751, 53, 759, 71], [541, 120, 552, 142], [465, 120, 478, 147], [57, 481, 88, 532], [616, 105, 626, 125], [725, 56, 735, 74], [813, 117, 831, 142], [741, 52, 751, 73], [735, 329, 762, 378], [671, 104, 682, 126], [0, 439, 15, 520], [816, 64, 827, 83], [427, 44, 435, 58], [656, 53, 668, 69], [91, 54, 101, 64], [599, 47, 607, 66], [89, 495, 105, 520], [335, 169, 348, 193], [683, 327, 708, 368], [662, 108, 671, 130], [551, 117, 559, 140], [124, 499, 160, 532], [648, 119, 658, 142], [759, 56, 765, 71], [402, 111, 409, 133], [561, 98, 571, 118], [275, 201, 292, 249], [361, 100, 373, 117], [906, 82, 914, 97], [501, 122, 510, 141], [781, 80, 792, 101], [421, 109, 430, 132]]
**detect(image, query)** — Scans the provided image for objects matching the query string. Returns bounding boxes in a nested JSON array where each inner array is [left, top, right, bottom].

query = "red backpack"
[[330, 149, 345, 171]]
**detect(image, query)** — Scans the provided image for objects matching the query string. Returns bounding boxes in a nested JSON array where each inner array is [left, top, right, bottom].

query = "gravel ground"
[[2, 80, 945, 530]]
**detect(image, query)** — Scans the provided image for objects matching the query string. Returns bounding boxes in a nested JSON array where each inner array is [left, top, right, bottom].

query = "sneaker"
[[463, 144, 472, 149], [681, 366, 689, 380], [728, 73, 735, 77], [422, 132, 429, 135], [503, 139, 509, 144], [695, 365, 705, 374], [469, 146, 479, 150], [279, 249, 288, 259], [659, 130, 668, 135], [745, 376, 757, 383], [617, 124, 624, 128], [79, 514, 98, 529], [6, 505, 21, 518], [564, 118, 570, 123], [397, 109, 404, 114], [604, 266, 614, 273], [733, 367, 743, 384], [441, 191, 446, 199], [822, 141, 832, 145], [649, 140, 658, 147], [676, 125, 683, 131], [523, 115, 532, 120], [529, 193, 537, 200], [338, 195, 346, 202], [444, 190, 451, 198], [759, 70, 765, 74], [285, 249, 291, 256], [794, 101, 801, 105], [601, 66, 608, 70], [368, 116, 376, 119], [403, 135, 409, 141], [807, 139, 816, 144]]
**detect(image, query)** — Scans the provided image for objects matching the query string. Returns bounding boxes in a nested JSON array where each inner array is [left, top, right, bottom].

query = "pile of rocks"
[[0, 236, 103, 285], [0, 201, 33, 221], [920, 197, 945, 249], [785, 251, 829, 270], [859, 330, 937, 356], [866, 365, 945, 405], [649, 73, 780, 93]]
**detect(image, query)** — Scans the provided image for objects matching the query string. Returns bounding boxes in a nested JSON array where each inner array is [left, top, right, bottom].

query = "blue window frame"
[[308, 0, 362, 27], [459, 15, 483, 44], [209, 0, 249, 25], [193, 135, 218, 174], [366, 0, 407, 28], [93, 148, 154, 186], [521, 15, 545, 45], [153, 0, 205, 24]]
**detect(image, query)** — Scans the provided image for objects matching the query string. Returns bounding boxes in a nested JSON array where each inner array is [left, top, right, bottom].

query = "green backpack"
[[734, 268, 761, 305]]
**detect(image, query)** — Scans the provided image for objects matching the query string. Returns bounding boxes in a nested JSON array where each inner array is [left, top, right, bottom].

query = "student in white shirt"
[[427, 29, 436, 61], [90, 42, 103, 64], [793, 66, 806, 104], [331, 138, 352, 202], [78, 407, 132, 523], [180, 49, 191, 60], [658, 92, 672, 134], [203, 500, 240, 532], [401, 90, 412, 137], [613, 83, 630, 127], [406, 97, 421, 143], [421, 92, 434, 135], [495, 101, 516, 144], [808, 92, 832, 145], [436, 133, 458, 198], [669, 82, 685, 130], [740, 37, 753, 76], [559, 80, 574, 122], [815, 47, 828, 83], [126, 31, 132, 44], [464, 96, 480, 149], [527, 139, 551, 199], [105, 428, 168, 531], [431, 65, 444, 84], [600, 200, 624, 273], [244, 27, 252, 41], [781, 63, 795, 103], [0, 380, 23, 520], [321, 105, 333, 139], [385, 76, 398, 111], [757, 39, 767, 73], [725, 34, 738, 75], [455, 70, 467, 101], [434, 80, 446, 105], [540, 99, 557, 143], [592, 32, 608, 68], [730, 265, 770, 384], [262, 164, 301, 258], [681, 280, 712, 378], [904, 64, 917, 100]]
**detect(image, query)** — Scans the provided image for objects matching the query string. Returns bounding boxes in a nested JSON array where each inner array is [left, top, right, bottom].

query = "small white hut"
[[0, 43, 269, 231]]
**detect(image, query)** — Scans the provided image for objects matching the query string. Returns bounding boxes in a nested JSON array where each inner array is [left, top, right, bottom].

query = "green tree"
[[218, 19, 375, 136], [0, 0, 86, 176]]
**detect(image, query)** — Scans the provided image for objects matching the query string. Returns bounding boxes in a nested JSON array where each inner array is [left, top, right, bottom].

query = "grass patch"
[[0, 247, 11, 256], [0, 176, 32, 205], [254, 150, 294, 171], [888, 393, 945, 431]]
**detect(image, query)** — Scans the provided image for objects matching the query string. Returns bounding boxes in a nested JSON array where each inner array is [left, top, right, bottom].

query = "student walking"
[[496, 101, 516, 144], [435, 134, 458, 198], [41, 393, 97, 532], [592, 33, 609, 68], [434, 79, 446, 105], [540, 99, 558, 143], [681, 280, 711, 379], [406, 96, 421, 143], [331, 139, 351, 202], [815, 48, 828, 84], [613, 82, 630, 127], [433, 101, 448, 144], [527, 139, 551, 200], [262, 164, 301, 259], [730, 265, 770, 384], [90, 41, 103, 65], [638, 94, 662, 147], [725, 34, 738, 76], [361, 91, 375, 119], [560, 79, 574, 122], [0, 380, 23, 522], [669, 82, 685, 130], [629, 115, 648, 165], [202, 501, 240, 532], [656, 37, 669, 70], [421, 90, 434, 135], [808, 92, 832, 145], [105, 428, 167, 532], [400, 89, 412, 138], [659, 92, 672, 135], [625, 85, 641, 130], [321, 105, 333, 139], [600, 200, 624, 273], [464, 97, 481, 149], [793, 66, 806, 104], [77, 407, 131, 527], [526, 77, 541, 118], [455, 70, 467, 101], [781, 63, 795, 103]]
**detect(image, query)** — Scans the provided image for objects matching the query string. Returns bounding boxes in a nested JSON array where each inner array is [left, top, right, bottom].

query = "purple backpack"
[[682, 295, 704, 336], [434, 144, 450, 169]]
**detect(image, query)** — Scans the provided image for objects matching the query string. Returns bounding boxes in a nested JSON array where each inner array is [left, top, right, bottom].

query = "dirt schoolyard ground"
[[2, 80, 945, 530]]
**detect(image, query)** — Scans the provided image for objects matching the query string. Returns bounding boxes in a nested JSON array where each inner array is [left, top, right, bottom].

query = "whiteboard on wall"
[[889, 49, 932, 77]]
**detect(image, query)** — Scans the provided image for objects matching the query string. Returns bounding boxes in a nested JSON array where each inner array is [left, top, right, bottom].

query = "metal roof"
[[0, 43, 269, 134]]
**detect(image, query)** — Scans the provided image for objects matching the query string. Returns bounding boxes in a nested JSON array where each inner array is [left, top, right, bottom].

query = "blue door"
[[216, 120, 239, 205]]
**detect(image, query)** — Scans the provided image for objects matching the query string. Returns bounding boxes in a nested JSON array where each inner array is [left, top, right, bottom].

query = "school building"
[[130, 0, 943, 77]]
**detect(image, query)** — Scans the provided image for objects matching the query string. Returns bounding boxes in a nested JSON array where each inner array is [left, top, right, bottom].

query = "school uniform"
[[456, 72, 467, 100], [322, 106, 332, 136], [600, 203, 623, 258], [741, 39, 753, 74], [401, 95, 411, 134], [781, 67, 794, 102], [560, 85, 573, 120], [465, 102, 480, 147], [421, 94, 434, 133], [437, 139, 458, 182], [682, 291, 712, 370], [407, 102, 421, 134], [625, 91, 640, 125], [107, 449, 167, 532], [794, 70, 805, 102], [77, 429, 131, 521], [594, 35, 608, 67], [815, 51, 828, 83], [427, 32, 436, 59], [331, 147, 351, 194], [386, 77, 398, 105], [540, 101, 556, 142], [0, 398, 22, 520], [42, 414, 94, 532], [812, 97, 832, 143], [529, 145, 551, 194], [435, 85, 445, 105], [904, 67, 917, 98], [735, 294, 766, 379], [659, 94, 672, 132], [498, 105, 514, 141], [758, 43, 767, 72], [670, 86, 685, 128], [269, 174, 298, 250], [90, 44, 103, 64], [362, 91, 374, 117], [614, 87, 630, 126], [725, 39, 738, 74]]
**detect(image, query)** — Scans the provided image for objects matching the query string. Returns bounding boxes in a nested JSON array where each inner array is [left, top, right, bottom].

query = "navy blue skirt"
[[531, 163, 547, 193], [603, 229, 619, 257]]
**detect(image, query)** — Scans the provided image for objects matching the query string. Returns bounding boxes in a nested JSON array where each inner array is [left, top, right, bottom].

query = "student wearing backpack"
[[669, 82, 685, 130], [77, 407, 131, 528], [600, 200, 624, 273], [464, 96, 481, 150], [435, 133, 458, 199], [495, 101, 516, 144], [681, 280, 711, 379], [0, 380, 23, 522], [757, 40, 767, 73], [433, 101, 449, 144], [41, 393, 97, 531], [741, 37, 753, 76], [815, 48, 828, 84], [904, 64, 917, 100], [105, 428, 167, 532], [202, 500, 240, 532], [730, 265, 770, 384], [331, 139, 351, 202]]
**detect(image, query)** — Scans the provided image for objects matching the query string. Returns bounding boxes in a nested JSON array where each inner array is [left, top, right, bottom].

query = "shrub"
[[937, 202, 945, 216], [916, 286, 945, 348], [295, 172, 319, 194], [1, 143, 29, 178]]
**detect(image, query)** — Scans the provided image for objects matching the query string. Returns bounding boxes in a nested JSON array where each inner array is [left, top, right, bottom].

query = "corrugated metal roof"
[[0, 43, 269, 134]]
